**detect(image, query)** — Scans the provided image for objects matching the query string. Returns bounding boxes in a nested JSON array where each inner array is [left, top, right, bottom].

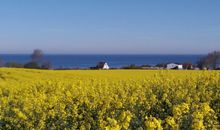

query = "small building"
[[166, 63, 183, 70], [182, 63, 194, 70], [96, 62, 110, 69]]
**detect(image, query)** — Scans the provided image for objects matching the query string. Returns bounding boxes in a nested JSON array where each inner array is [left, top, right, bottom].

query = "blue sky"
[[0, 0, 220, 54]]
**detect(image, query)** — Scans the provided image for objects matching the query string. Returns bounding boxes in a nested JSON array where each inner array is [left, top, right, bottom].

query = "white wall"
[[103, 63, 110, 69], [167, 63, 182, 69]]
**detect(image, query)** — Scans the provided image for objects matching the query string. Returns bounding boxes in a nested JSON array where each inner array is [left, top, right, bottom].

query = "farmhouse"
[[96, 62, 110, 69], [166, 63, 183, 70]]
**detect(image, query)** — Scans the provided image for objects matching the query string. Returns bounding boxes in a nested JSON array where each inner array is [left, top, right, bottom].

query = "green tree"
[[31, 49, 44, 62]]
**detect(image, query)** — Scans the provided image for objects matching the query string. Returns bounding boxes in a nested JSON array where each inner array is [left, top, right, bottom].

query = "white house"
[[96, 62, 110, 69], [166, 63, 183, 70]]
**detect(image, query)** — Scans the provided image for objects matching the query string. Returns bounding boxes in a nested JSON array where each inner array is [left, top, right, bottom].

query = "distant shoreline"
[[0, 54, 204, 69], [0, 54, 206, 55]]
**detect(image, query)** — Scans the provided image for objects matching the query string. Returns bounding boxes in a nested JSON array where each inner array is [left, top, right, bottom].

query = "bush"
[[155, 63, 167, 68], [24, 62, 40, 69], [5, 62, 24, 68], [122, 64, 142, 69], [41, 62, 52, 69]]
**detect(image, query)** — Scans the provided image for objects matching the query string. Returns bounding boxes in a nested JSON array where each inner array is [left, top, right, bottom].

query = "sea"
[[0, 54, 204, 69]]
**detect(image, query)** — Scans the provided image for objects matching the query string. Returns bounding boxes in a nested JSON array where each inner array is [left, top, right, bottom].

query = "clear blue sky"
[[0, 0, 220, 54]]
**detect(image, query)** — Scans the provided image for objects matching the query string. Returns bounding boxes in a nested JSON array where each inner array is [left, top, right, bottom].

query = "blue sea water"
[[0, 54, 204, 69]]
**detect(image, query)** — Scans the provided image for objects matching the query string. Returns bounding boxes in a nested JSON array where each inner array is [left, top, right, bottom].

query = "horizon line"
[[0, 53, 206, 55]]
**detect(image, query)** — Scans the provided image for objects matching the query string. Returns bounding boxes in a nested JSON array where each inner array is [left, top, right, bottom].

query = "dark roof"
[[97, 62, 107, 68]]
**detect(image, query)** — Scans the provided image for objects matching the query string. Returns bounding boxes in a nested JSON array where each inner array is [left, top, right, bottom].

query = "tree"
[[197, 51, 220, 69], [31, 49, 44, 62]]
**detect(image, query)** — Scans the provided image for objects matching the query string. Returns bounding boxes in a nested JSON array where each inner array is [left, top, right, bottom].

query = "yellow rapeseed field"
[[0, 68, 220, 129]]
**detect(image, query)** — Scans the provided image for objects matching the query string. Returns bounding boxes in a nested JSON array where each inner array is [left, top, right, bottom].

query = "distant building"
[[182, 63, 194, 70], [194, 67, 200, 70], [96, 62, 110, 69], [166, 63, 183, 70]]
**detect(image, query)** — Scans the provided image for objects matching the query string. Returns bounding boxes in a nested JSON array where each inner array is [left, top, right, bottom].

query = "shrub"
[[24, 62, 40, 69], [5, 62, 24, 68]]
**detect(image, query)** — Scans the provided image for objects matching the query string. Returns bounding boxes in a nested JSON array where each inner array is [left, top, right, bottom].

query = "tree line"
[[121, 51, 220, 70], [197, 51, 220, 70], [0, 49, 52, 69], [0, 50, 220, 70]]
